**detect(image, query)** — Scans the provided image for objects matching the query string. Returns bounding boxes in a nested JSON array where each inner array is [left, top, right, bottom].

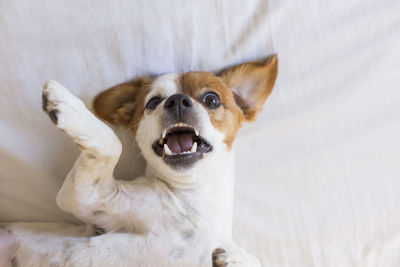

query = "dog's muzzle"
[[164, 94, 192, 123]]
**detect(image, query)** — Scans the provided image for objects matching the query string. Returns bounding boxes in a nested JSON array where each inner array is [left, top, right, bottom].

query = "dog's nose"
[[164, 94, 192, 121]]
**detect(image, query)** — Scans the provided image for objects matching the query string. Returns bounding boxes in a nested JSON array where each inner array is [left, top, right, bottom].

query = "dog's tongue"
[[167, 133, 193, 154]]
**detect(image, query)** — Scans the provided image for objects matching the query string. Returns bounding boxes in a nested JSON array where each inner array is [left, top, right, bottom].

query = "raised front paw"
[[212, 247, 260, 267], [42, 80, 85, 130], [42, 80, 120, 155]]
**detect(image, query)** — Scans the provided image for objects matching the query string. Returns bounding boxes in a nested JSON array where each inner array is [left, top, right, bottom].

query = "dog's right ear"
[[93, 78, 151, 128]]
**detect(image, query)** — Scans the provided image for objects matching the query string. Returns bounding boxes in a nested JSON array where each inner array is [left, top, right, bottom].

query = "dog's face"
[[93, 55, 277, 177]]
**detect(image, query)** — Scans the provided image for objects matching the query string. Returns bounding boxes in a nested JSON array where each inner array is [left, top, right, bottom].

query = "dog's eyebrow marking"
[[206, 81, 220, 87]]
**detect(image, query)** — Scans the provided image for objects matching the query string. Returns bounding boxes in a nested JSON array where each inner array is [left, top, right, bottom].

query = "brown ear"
[[220, 54, 278, 121], [93, 78, 151, 127]]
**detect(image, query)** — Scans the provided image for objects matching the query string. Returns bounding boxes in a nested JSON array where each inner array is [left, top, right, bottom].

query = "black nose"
[[164, 94, 193, 121]]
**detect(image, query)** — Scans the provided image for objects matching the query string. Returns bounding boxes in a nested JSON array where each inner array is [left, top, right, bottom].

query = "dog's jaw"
[[144, 143, 234, 190], [138, 124, 228, 189]]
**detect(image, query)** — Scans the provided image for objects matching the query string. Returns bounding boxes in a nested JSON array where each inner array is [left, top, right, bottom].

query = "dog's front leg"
[[42, 81, 123, 225]]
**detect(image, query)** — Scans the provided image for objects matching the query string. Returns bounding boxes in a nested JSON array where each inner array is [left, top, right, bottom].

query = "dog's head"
[[93, 55, 277, 179]]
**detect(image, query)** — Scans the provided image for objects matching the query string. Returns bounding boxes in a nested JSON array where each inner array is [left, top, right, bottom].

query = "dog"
[[0, 54, 277, 266]]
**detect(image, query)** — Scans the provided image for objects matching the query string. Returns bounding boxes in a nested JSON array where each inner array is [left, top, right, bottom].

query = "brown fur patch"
[[92, 55, 278, 149], [93, 78, 152, 134], [180, 72, 244, 149], [220, 54, 278, 121]]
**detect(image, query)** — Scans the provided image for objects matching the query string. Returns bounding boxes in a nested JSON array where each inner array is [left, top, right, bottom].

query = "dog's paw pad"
[[42, 92, 59, 124], [212, 247, 260, 267], [42, 91, 49, 112], [212, 247, 230, 266], [48, 109, 59, 124], [42, 89, 59, 125]]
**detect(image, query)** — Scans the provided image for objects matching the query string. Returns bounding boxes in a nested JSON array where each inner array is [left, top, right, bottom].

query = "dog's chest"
[[148, 183, 222, 242]]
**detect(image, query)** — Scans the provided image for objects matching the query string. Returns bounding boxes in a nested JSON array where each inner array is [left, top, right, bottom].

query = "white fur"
[[1, 77, 260, 266], [148, 73, 181, 100]]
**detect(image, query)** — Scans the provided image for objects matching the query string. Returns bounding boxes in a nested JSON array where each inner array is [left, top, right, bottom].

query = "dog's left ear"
[[93, 78, 150, 128], [220, 54, 278, 121]]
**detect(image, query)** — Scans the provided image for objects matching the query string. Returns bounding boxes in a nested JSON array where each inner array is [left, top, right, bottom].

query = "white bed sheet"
[[1, 0, 400, 266]]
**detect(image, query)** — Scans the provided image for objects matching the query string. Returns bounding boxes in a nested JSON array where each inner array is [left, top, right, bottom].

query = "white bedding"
[[1, 0, 400, 266]]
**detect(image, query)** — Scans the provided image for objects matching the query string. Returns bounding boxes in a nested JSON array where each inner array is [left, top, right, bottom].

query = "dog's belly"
[[5, 222, 216, 266]]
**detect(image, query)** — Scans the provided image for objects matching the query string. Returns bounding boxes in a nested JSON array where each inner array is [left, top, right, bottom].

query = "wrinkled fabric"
[[0, 0, 400, 266]]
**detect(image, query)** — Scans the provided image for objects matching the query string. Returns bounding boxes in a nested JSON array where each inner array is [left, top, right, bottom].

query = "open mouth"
[[152, 123, 213, 168]]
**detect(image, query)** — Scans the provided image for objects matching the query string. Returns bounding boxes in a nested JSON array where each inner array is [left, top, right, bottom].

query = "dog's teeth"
[[159, 138, 163, 145], [194, 129, 199, 136], [191, 142, 197, 153], [162, 129, 167, 139], [164, 144, 173, 155]]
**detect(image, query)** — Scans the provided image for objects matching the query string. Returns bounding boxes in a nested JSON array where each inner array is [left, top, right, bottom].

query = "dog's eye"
[[145, 96, 162, 110], [202, 92, 221, 109]]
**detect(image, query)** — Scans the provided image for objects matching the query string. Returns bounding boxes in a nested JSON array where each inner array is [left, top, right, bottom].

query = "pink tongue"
[[166, 133, 193, 154]]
